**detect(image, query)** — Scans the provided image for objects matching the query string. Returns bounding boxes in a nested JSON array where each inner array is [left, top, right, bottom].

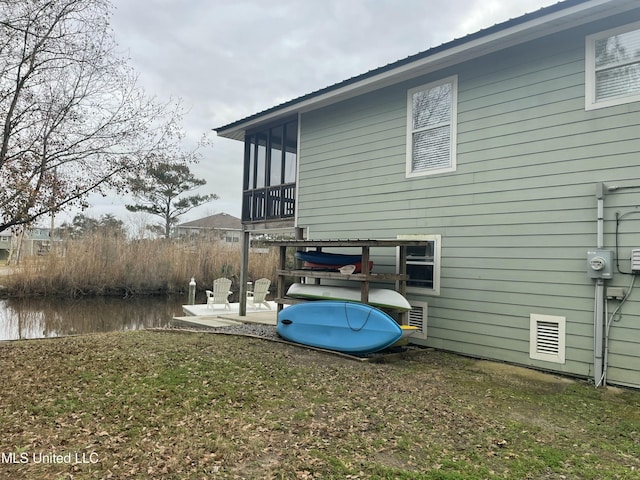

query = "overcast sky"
[[74, 0, 560, 227]]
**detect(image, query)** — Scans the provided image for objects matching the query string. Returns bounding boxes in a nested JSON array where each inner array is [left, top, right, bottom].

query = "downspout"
[[593, 182, 605, 386]]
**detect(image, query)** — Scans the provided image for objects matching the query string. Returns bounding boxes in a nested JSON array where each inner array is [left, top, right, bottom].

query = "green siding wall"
[[296, 14, 640, 387]]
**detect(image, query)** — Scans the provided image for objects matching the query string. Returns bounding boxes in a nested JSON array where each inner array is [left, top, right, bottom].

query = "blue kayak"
[[295, 250, 362, 266], [277, 301, 402, 354]]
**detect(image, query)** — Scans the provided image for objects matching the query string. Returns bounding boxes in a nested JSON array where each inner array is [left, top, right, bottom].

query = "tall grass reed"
[[2, 234, 279, 298]]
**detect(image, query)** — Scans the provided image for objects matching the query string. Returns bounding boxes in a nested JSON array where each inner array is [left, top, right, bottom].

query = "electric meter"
[[587, 249, 613, 279]]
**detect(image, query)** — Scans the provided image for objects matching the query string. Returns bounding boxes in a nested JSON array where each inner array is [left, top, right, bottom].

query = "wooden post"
[[360, 246, 370, 303], [295, 227, 304, 285], [314, 245, 322, 285], [239, 230, 250, 316], [277, 245, 286, 312]]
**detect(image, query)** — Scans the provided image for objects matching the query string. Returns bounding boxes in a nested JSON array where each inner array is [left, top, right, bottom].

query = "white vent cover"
[[631, 249, 640, 272], [407, 301, 428, 340], [529, 314, 566, 364]]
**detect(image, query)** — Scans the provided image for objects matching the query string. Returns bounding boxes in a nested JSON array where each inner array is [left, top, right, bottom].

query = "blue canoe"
[[295, 250, 362, 266], [277, 301, 403, 354]]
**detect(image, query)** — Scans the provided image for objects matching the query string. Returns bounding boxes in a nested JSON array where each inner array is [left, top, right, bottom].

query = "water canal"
[[0, 295, 188, 341]]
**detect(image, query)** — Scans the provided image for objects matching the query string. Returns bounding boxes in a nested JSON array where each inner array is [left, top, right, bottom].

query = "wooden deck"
[[174, 302, 278, 329]]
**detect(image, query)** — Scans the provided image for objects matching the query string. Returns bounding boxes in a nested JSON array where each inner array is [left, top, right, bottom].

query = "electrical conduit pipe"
[[594, 183, 605, 387]]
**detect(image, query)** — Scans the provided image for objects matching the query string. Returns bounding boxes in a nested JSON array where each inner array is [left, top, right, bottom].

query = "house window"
[[397, 234, 441, 295], [586, 21, 640, 110], [406, 76, 457, 177]]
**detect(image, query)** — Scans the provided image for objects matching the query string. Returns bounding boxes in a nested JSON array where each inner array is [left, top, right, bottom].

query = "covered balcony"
[[242, 118, 297, 228]]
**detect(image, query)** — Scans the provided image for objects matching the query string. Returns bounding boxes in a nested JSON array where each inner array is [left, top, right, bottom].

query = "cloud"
[[102, 0, 558, 223]]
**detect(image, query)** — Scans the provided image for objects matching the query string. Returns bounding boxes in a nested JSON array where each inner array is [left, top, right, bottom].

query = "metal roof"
[[215, 0, 635, 141]]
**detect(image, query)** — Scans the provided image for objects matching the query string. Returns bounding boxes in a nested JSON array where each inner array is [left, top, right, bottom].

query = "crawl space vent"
[[529, 314, 566, 364], [407, 301, 428, 340]]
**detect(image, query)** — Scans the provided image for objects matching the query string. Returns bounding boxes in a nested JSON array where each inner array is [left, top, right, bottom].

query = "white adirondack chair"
[[247, 278, 271, 310], [206, 278, 233, 309]]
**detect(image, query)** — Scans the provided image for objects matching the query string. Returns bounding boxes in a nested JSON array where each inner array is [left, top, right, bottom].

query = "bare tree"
[[0, 0, 189, 232]]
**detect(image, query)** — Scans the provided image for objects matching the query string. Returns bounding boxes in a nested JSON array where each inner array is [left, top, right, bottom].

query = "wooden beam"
[[239, 230, 250, 316]]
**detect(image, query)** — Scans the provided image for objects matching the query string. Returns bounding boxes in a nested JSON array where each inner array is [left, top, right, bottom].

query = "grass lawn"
[[0, 330, 639, 479]]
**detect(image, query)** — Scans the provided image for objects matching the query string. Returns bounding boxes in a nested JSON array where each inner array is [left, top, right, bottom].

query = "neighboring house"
[[0, 227, 56, 262], [175, 213, 242, 243], [215, 0, 640, 389], [0, 233, 11, 262]]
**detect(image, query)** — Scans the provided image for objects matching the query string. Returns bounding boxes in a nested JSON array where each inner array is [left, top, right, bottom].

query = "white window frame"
[[585, 20, 640, 110], [406, 76, 457, 178], [397, 234, 441, 296]]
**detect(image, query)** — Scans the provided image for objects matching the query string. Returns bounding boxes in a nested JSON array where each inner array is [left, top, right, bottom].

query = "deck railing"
[[242, 183, 295, 222]]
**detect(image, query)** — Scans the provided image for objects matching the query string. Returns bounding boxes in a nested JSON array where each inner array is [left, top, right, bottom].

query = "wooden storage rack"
[[267, 239, 429, 322]]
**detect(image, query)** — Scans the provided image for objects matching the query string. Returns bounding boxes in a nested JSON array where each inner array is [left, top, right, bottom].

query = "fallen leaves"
[[0, 331, 638, 479]]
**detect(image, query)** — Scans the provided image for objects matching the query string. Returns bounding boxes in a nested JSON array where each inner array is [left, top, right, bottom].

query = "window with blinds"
[[586, 21, 640, 110], [406, 76, 457, 177]]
